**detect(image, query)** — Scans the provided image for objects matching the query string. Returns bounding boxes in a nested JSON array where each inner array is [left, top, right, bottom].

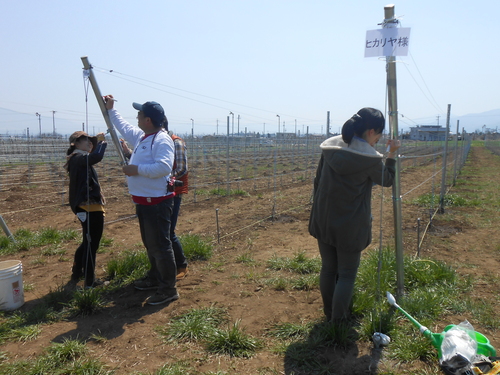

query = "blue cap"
[[132, 101, 168, 128]]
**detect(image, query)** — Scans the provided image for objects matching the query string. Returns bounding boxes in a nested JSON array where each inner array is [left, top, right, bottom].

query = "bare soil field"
[[0, 144, 498, 374]]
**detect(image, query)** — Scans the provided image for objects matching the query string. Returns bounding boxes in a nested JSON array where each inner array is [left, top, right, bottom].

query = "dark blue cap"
[[132, 101, 168, 128]]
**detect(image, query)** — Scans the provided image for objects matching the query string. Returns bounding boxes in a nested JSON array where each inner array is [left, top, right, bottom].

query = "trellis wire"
[[0, 134, 472, 249]]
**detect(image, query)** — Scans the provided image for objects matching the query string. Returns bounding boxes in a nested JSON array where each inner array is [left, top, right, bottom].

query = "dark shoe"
[[146, 291, 179, 305], [134, 277, 159, 291], [176, 267, 189, 280]]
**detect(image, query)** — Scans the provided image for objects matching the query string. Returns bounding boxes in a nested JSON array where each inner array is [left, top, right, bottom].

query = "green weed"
[[0, 339, 111, 374], [180, 233, 213, 261], [0, 227, 78, 255], [69, 288, 106, 316], [267, 251, 320, 274], [157, 305, 228, 342], [106, 249, 150, 284], [205, 320, 261, 357]]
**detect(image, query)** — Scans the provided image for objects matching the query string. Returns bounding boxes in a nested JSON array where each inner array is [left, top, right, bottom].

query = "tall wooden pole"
[[80, 56, 127, 165], [384, 4, 405, 297]]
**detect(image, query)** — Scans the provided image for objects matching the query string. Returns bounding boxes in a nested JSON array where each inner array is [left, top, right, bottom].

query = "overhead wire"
[[407, 51, 444, 114], [392, 20, 445, 132], [92, 65, 321, 125]]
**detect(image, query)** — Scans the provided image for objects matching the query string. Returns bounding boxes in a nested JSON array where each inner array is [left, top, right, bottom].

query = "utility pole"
[[52, 111, 56, 136], [326, 111, 330, 138], [35, 112, 42, 137], [229, 112, 234, 136], [384, 4, 404, 297]]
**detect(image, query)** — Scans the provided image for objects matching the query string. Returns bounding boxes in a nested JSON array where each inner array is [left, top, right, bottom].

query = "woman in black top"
[[65, 131, 107, 289], [309, 108, 400, 321]]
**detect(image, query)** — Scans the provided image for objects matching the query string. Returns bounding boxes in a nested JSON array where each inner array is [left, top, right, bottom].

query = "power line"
[[93, 66, 320, 124]]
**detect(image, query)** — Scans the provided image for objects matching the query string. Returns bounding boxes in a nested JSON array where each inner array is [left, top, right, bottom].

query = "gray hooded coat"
[[308, 135, 396, 252]]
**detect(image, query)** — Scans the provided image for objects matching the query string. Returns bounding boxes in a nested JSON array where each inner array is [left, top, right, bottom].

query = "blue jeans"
[[136, 198, 177, 294], [318, 240, 361, 321], [171, 195, 187, 269]]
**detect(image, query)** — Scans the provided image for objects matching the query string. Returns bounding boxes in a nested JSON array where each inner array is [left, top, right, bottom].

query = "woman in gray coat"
[[309, 107, 401, 322]]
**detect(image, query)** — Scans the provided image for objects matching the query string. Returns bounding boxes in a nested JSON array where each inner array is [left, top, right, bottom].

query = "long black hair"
[[341, 107, 385, 144]]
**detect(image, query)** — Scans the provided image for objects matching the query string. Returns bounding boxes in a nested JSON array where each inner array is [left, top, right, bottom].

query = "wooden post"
[[80, 56, 127, 165], [384, 4, 405, 297]]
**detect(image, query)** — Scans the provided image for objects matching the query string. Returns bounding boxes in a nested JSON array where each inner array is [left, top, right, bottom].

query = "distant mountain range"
[[406, 108, 500, 134]]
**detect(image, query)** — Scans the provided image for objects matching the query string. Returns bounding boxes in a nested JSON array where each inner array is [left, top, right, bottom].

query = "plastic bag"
[[440, 320, 478, 372]]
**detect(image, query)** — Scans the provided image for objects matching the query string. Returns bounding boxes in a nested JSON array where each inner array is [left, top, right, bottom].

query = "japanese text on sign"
[[364, 27, 411, 57]]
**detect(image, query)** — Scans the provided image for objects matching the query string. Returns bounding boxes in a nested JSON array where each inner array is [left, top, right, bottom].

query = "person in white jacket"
[[105, 95, 178, 306]]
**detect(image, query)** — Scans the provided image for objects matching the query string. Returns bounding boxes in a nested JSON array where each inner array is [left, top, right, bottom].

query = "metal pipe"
[[0, 215, 15, 242], [216, 208, 220, 244], [226, 116, 230, 195], [453, 120, 459, 186], [439, 104, 451, 213], [417, 217, 421, 257]]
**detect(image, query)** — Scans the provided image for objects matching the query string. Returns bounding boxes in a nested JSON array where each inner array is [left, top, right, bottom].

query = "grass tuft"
[[267, 251, 320, 274], [206, 320, 261, 357], [411, 193, 477, 207], [0, 227, 78, 255], [157, 305, 228, 342], [180, 234, 213, 261], [106, 249, 150, 284], [69, 288, 106, 316], [0, 339, 111, 374]]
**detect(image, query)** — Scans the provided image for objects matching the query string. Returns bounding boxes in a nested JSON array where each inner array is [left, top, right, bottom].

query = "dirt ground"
[[0, 145, 499, 374]]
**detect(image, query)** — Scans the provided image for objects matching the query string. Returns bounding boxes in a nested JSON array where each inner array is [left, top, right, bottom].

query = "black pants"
[[72, 210, 104, 287], [136, 198, 177, 295]]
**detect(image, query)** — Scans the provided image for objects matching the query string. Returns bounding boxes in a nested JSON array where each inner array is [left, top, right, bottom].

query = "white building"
[[409, 125, 447, 141]]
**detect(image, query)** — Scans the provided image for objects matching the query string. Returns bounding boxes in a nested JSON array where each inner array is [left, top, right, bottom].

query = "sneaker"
[[176, 267, 189, 280], [134, 277, 159, 291], [146, 291, 179, 306]]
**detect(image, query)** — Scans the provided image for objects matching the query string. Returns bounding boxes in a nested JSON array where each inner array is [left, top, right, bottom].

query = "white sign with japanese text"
[[364, 27, 411, 57]]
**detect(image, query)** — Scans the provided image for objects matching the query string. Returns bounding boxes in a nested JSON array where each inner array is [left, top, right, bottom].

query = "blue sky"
[[1, 0, 499, 136]]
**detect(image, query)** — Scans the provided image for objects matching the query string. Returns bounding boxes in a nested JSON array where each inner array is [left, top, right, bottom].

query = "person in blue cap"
[[105, 95, 179, 306]]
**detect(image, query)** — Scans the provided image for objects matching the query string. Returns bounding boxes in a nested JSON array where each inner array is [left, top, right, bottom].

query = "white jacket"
[[108, 109, 174, 198]]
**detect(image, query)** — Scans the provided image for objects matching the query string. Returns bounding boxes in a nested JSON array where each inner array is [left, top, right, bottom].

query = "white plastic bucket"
[[0, 260, 24, 311]]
